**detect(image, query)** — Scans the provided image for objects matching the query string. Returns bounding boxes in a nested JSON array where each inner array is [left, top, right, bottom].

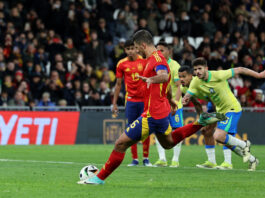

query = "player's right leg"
[[78, 132, 137, 185], [78, 117, 144, 185], [216, 133, 235, 170], [196, 124, 217, 169], [213, 111, 255, 164], [156, 112, 227, 150], [214, 128, 251, 162]]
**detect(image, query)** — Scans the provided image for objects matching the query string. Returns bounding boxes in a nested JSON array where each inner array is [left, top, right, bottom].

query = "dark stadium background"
[[0, 0, 264, 109]]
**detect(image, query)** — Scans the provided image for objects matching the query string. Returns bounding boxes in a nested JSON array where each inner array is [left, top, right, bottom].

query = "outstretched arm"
[[112, 78, 123, 114], [234, 67, 262, 79], [190, 97, 203, 115], [139, 70, 169, 88]]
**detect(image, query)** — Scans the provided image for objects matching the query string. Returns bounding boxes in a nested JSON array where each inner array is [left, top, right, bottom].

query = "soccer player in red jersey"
[[78, 30, 226, 185], [112, 39, 151, 167]]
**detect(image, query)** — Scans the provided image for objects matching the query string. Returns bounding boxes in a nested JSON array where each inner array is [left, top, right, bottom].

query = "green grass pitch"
[[0, 145, 264, 198]]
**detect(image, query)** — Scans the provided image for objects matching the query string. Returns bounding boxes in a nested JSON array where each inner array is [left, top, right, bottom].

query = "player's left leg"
[[197, 102, 217, 168], [126, 101, 143, 166], [196, 124, 217, 169]]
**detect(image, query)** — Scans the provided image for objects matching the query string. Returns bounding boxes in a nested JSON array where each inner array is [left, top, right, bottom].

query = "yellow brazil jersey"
[[181, 78, 209, 101], [181, 86, 188, 94], [187, 69, 242, 114], [168, 58, 182, 109]]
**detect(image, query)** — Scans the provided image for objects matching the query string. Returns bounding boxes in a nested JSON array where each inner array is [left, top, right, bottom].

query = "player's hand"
[[139, 76, 153, 88], [182, 96, 190, 105], [111, 104, 119, 117], [112, 104, 118, 113], [146, 78, 153, 88], [138, 75, 147, 82], [259, 70, 265, 78]]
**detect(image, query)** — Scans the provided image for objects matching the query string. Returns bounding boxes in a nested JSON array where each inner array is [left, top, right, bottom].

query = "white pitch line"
[[181, 166, 265, 173], [0, 158, 87, 165], [0, 158, 264, 173]]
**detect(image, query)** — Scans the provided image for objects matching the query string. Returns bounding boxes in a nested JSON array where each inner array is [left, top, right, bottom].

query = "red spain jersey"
[[116, 56, 146, 102], [141, 51, 171, 119]]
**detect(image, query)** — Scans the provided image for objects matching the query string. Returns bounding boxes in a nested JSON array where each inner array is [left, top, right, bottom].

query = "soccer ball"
[[79, 165, 99, 181]]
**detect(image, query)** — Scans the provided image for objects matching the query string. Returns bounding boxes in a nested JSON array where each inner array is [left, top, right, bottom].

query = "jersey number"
[[130, 120, 139, 128], [220, 117, 229, 124], [175, 114, 179, 122], [131, 73, 140, 81]]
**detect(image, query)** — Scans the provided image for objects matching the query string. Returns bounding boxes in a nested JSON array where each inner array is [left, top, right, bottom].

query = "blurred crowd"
[[0, 0, 264, 109]]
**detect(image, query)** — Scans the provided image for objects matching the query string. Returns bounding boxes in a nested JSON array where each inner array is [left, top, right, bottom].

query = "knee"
[[213, 132, 224, 143], [114, 139, 127, 152], [213, 132, 219, 140]]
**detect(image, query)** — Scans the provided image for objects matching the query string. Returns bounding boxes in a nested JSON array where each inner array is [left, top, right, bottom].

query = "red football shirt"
[[116, 56, 146, 102], [141, 51, 171, 119]]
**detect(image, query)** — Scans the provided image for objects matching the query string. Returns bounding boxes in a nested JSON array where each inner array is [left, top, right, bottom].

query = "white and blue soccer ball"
[[79, 165, 99, 181]]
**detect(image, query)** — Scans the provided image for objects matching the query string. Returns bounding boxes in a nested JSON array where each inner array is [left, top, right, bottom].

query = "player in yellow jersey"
[[154, 41, 183, 167], [183, 57, 264, 171], [179, 66, 222, 169]]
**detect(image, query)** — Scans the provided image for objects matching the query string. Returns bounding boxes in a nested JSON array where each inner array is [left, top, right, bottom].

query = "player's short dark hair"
[[192, 57, 207, 67], [156, 41, 170, 49], [133, 30, 153, 45], [124, 39, 134, 48], [179, 65, 193, 74]]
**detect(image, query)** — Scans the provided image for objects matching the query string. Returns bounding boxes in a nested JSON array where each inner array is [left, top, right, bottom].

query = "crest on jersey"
[[125, 68, 130, 72], [137, 64, 143, 71], [209, 88, 215, 94]]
